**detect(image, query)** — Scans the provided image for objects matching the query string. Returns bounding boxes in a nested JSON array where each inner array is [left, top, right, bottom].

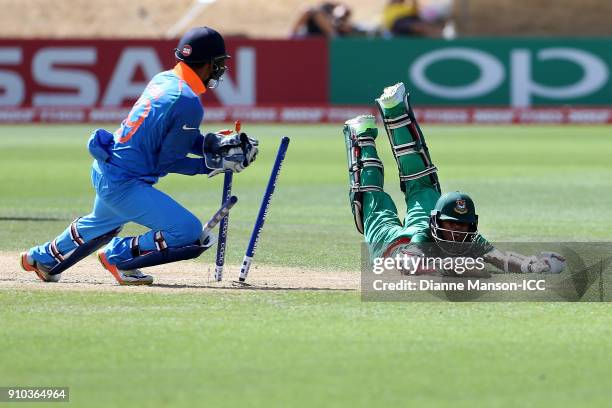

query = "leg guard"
[[49, 221, 121, 276], [114, 224, 217, 270], [115, 244, 207, 270], [343, 115, 384, 234], [375, 82, 440, 193]]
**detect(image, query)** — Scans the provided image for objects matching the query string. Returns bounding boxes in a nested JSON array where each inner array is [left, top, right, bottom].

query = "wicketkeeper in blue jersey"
[[21, 27, 258, 285]]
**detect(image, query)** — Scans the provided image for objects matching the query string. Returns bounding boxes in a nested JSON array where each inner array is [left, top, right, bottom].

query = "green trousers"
[[363, 179, 440, 259]]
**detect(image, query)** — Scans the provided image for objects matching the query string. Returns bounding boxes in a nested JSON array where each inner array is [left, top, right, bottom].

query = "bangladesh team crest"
[[454, 198, 468, 215]]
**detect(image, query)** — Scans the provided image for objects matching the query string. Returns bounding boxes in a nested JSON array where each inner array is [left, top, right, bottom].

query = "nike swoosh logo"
[[182, 124, 198, 130]]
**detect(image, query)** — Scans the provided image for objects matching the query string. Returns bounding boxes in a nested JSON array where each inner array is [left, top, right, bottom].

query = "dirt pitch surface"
[[0, 252, 357, 293]]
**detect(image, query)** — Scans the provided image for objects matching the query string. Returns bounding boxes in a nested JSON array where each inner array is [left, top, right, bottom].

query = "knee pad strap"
[[130, 236, 141, 258], [69, 218, 85, 246], [49, 239, 65, 263], [49, 226, 121, 275], [383, 113, 412, 130], [153, 231, 168, 251]]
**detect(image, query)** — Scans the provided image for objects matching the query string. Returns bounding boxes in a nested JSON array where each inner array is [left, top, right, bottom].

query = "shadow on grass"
[[152, 283, 356, 291], [0, 216, 69, 221]]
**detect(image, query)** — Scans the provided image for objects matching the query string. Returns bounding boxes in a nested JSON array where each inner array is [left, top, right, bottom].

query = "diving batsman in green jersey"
[[344, 83, 566, 275]]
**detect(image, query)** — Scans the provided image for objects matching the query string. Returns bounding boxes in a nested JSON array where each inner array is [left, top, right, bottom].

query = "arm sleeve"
[[157, 96, 206, 172], [87, 128, 115, 163], [164, 157, 211, 175], [190, 134, 205, 156], [472, 234, 495, 257]]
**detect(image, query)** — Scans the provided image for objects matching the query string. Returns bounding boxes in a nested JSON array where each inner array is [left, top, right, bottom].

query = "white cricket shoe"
[[97, 250, 154, 286], [20, 252, 61, 282]]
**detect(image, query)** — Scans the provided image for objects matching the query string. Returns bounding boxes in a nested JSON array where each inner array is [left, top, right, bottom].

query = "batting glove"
[[539, 252, 566, 274], [521, 252, 566, 274]]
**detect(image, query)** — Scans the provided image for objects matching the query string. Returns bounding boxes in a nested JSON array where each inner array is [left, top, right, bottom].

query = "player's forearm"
[[484, 249, 557, 273], [484, 250, 525, 273], [163, 157, 210, 176], [189, 134, 205, 156]]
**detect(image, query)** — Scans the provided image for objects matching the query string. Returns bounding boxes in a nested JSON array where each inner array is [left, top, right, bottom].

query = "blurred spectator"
[[382, 0, 449, 38], [290, 2, 361, 38]]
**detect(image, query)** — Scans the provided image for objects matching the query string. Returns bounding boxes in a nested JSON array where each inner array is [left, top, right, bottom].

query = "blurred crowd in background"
[[290, 0, 455, 39], [3, 0, 611, 40]]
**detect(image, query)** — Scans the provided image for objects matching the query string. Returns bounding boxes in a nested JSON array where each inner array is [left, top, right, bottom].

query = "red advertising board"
[[0, 38, 328, 110], [1, 38, 611, 123], [1, 105, 609, 124]]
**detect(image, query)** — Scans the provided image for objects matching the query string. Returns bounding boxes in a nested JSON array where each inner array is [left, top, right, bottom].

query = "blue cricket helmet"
[[174, 26, 231, 64]]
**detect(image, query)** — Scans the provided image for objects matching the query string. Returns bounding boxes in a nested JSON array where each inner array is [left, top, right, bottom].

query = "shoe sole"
[[97, 251, 153, 286], [20, 251, 52, 283]]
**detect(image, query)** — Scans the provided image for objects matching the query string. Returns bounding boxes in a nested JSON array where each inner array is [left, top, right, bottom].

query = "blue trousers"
[[29, 166, 202, 267]]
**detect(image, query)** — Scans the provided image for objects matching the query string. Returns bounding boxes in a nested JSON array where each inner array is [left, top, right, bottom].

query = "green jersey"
[[363, 180, 492, 260]]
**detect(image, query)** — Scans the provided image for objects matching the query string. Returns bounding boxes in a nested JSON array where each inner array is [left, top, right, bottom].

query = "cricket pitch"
[[0, 251, 357, 293]]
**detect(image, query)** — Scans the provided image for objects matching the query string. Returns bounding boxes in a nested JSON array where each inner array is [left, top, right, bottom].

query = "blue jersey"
[[89, 62, 210, 184]]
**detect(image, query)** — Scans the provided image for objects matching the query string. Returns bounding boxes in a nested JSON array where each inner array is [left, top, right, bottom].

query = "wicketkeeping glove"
[[204, 132, 259, 178]]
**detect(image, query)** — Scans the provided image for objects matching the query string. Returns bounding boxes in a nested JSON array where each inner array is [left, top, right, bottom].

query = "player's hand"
[[521, 252, 566, 274], [538, 252, 566, 274], [204, 132, 259, 177], [521, 256, 548, 273], [242, 133, 259, 167], [207, 150, 245, 177]]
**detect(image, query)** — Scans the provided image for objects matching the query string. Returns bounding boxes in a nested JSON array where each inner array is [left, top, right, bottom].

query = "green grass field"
[[1, 124, 611, 407]]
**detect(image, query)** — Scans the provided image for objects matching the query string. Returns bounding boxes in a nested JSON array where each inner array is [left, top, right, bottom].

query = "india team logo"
[[454, 199, 468, 214], [181, 45, 192, 57]]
